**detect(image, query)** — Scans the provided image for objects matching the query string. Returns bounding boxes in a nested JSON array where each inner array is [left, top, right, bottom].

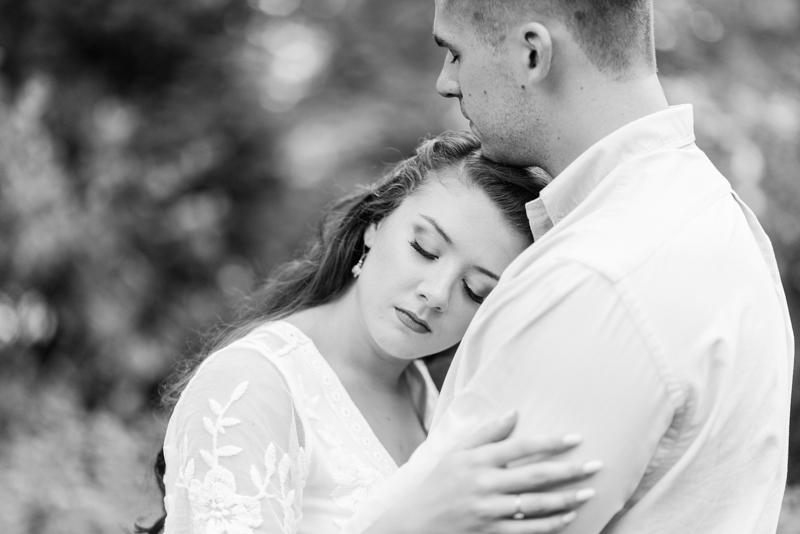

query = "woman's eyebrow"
[[419, 213, 500, 281], [420, 214, 452, 245], [476, 267, 500, 281]]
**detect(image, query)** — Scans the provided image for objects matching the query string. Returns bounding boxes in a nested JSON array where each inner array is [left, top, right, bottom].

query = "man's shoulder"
[[528, 149, 735, 282]]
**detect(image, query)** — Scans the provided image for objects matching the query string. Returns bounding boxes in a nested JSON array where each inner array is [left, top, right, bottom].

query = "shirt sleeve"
[[344, 259, 679, 534], [163, 345, 309, 534]]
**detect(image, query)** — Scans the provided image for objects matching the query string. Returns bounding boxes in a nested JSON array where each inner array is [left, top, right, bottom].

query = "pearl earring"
[[351, 252, 367, 278]]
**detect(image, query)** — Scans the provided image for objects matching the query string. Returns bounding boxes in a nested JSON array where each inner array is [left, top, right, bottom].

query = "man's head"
[[434, 0, 657, 168]]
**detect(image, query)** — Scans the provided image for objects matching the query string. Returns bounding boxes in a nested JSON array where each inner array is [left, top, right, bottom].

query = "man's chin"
[[471, 129, 529, 166], [481, 143, 533, 167], [479, 140, 511, 163]]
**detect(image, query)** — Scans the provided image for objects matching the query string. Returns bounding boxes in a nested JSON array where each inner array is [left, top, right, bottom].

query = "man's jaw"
[[468, 121, 480, 139]]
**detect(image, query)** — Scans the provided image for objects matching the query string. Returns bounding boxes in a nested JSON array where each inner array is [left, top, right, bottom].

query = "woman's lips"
[[395, 307, 431, 334]]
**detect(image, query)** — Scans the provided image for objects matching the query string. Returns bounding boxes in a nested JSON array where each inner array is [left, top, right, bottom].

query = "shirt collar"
[[526, 104, 697, 240]]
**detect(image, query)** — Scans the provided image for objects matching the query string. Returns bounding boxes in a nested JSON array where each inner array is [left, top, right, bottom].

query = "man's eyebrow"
[[421, 214, 452, 244]]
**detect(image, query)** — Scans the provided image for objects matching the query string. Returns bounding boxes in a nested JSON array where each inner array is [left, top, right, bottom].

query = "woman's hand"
[[364, 412, 601, 534]]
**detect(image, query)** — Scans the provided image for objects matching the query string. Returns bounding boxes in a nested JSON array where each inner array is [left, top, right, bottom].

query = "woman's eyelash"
[[410, 239, 484, 304], [410, 239, 438, 260], [462, 280, 485, 305]]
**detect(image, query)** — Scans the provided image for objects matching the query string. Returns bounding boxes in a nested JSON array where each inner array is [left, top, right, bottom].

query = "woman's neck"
[[284, 286, 411, 392]]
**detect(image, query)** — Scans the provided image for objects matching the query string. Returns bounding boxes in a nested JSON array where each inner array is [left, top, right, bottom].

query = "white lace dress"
[[162, 321, 438, 534]]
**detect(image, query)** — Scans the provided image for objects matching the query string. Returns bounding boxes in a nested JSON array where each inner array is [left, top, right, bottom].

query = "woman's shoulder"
[[236, 319, 315, 358], [174, 321, 314, 416], [195, 320, 311, 377]]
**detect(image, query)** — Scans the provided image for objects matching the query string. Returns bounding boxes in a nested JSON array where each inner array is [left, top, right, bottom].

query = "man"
[[346, 1, 794, 532]]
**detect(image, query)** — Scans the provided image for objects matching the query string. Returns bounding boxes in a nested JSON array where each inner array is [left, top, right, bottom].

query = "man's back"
[[433, 106, 794, 533], [527, 143, 791, 532]]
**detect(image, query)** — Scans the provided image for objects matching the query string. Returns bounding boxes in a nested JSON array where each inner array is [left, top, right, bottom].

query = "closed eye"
[[462, 280, 485, 305], [434, 34, 459, 63], [410, 239, 438, 260]]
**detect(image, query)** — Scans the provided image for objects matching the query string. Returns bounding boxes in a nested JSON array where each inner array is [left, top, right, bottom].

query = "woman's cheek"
[[444, 308, 471, 347]]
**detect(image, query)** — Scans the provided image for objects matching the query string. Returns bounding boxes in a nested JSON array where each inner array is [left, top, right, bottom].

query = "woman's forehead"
[[403, 174, 501, 232], [400, 176, 527, 270], [414, 167, 472, 198]]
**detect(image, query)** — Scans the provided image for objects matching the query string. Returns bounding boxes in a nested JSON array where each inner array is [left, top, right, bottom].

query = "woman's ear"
[[518, 22, 553, 85], [363, 222, 378, 249]]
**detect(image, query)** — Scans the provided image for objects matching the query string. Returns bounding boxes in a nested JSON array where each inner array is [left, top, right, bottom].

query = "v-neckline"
[[274, 321, 403, 477]]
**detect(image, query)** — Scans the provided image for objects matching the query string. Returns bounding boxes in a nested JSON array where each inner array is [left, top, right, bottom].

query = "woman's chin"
[[373, 333, 438, 362]]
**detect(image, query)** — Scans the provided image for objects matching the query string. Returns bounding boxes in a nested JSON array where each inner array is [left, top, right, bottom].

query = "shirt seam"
[[646, 131, 696, 153], [607, 174, 732, 282], [554, 258, 686, 413], [536, 129, 697, 234], [547, 259, 689, 510]]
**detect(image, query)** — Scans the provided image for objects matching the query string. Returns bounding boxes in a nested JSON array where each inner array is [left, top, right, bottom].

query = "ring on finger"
[[513, 494, 525, 520]]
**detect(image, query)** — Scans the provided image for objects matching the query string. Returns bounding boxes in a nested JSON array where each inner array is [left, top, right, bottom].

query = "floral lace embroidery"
[[174, 381, 308, 534], [252, 323, 397, 522], [295, 370, 384, 522], [295, 332, 397, 478]]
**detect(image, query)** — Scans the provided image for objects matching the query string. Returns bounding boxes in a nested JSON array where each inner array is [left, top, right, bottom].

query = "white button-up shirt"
[[345, 105, 794, 534]]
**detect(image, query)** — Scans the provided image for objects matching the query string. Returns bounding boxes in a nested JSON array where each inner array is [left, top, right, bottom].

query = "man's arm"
[[346, 259, 680, 533], [438, 259, 678, 531]]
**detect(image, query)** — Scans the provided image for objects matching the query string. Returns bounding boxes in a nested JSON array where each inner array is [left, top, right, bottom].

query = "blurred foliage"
[[0, 0, 799, 530]]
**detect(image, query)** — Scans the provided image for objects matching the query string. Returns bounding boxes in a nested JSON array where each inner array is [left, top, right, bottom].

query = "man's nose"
[[436, 63, 461, 99]]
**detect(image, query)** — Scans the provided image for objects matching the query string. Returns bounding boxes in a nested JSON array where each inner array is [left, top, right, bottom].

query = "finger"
[[493, 460, 603, 493], [513, 489, 594, 517], [475, 434, 583, 467], [476, 488, 593, 521], [494, 511, 578, 534], [459, 411, 518, 450]]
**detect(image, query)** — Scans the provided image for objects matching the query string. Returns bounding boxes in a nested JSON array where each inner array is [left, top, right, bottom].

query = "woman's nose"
[[416, 278, 450, 312]]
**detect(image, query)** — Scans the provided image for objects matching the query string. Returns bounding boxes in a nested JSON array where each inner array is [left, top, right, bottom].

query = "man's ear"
[[518, 22, 553, 85], [363, 222, 378, 249]]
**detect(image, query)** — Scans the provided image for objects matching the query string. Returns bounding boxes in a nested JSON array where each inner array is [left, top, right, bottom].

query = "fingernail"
[[575, 488, 595, 502], [562, 511, 577, 524], [582, 460, 604, 474], [562, 433, 582, 445]]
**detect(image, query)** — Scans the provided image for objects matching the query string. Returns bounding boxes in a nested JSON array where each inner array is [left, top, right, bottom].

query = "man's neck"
[[546, 73, 669, 177]]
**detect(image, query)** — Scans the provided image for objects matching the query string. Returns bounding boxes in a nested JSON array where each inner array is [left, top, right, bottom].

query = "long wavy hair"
[[137, 130, 549, 533]]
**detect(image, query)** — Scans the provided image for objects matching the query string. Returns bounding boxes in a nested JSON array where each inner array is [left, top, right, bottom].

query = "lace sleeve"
[[163, 345, 308, 534]]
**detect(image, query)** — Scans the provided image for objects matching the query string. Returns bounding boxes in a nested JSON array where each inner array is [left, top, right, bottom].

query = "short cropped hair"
[[443, 0, 655, 77]]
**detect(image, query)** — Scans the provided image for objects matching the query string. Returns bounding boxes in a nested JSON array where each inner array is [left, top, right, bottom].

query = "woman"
[[149, 131, 600, 534]]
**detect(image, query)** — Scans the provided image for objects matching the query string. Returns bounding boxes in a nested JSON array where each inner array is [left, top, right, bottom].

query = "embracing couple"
[[151, 1, 794, 533]]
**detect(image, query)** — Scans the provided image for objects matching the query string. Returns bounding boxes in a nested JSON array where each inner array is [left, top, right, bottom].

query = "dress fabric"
[[162, 320, 438, 534], [344, 105, 794, 534]]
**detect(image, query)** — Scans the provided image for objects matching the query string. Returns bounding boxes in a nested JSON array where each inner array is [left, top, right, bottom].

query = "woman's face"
[[355, 167, 530, 360]]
